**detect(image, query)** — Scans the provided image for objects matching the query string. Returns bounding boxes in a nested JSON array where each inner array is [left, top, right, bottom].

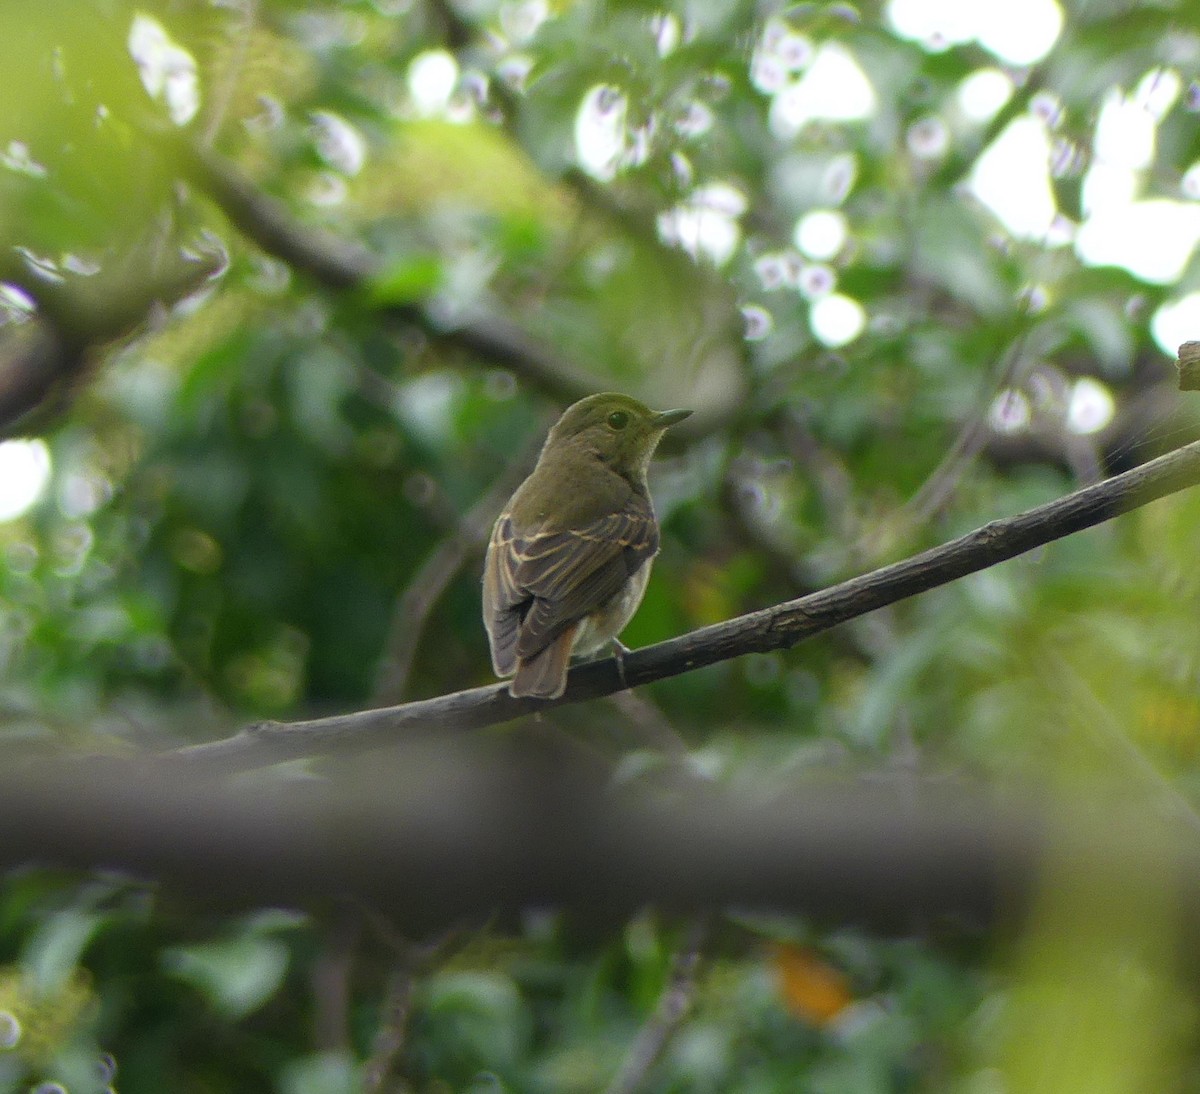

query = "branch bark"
[[170, 436, 1200, 774]]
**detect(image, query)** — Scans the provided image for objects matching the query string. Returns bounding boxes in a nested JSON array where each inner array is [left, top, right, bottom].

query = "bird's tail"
[[509, 625, 577, 700]]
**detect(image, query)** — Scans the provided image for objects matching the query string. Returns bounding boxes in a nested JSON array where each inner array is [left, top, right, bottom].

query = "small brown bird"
[[483, 392, 692, 699]]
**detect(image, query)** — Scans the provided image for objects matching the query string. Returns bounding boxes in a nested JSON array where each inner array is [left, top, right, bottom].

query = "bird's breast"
[[572, 560, 653, 657]]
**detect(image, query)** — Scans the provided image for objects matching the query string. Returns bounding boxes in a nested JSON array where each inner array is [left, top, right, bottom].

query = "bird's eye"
[[607, 410, 630, 430]]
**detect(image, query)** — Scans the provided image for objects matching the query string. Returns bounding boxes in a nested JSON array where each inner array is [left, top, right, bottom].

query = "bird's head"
[[544, 393, 692, 479]]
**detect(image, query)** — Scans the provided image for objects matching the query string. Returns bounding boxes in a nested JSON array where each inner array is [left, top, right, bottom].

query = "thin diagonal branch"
[[311, 906, 362, 1053], [360, 926, 465, 1094], [180, 143, 597, 403], [604, 916, 712, 1094], [362, 968, 415, 1094], [905, 334, 1032, 523], [169, 435, 1200, 773], [198, 0, 260, 148]]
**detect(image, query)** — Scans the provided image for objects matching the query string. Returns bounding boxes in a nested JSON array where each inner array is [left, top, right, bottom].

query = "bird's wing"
[[486, 498, 659, 666], [483, 515, 526, 676]]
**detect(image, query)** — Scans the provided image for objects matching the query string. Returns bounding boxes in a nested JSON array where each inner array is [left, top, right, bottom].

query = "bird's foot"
[[611, 637, 631, 690]]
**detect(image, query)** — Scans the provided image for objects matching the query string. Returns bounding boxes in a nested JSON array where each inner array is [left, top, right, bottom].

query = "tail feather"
[[509, 625, 578, 699]]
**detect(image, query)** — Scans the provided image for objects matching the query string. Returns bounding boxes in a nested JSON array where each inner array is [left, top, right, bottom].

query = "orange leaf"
[[774, 943, 854, 1026]]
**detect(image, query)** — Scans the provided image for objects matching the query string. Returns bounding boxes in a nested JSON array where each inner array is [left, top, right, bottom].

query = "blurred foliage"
[[1, 0, 1200, 1089]]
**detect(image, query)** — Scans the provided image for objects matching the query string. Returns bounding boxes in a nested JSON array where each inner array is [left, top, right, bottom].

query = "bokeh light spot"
[[408, 50, 460, 117], [128, 13, 200, 125], [1151, 291, 1200, 357], [970, 116, 1057, 240], [1066, 377, 1116, 435], [575, 85, 629, 181], [793, 209, 847, 260], [957, 68, 1014, 123], [889, 0, 1062, 64], [810, 293, 865, 346], [0, 440, 51, 522]]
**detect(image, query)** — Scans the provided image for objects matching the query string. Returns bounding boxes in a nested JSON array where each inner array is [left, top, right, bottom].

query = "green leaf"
[[279, 1051, 361, 1094], [365, 254, 443, 306], [22, 909, 106, 997], [162, 935, 289, 1020]]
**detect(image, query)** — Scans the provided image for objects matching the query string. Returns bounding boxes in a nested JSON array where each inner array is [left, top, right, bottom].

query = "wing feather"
[[483, 496, 659, 672], [482, 515, 525, 675]]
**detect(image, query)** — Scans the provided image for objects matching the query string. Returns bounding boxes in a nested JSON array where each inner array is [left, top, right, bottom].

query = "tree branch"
[[311, 907, 361, 1053], [0, 320, 82, 437], [903, 294, 1037, 524], [170, 435, 1200, 774], [361, 926, 464, 1093], [180, 143, 598, 403], [604, 915, 711, 1094], [362, 966, 418, 1093], [0, 244, 223, 434], [0, 748, 1192, 931]]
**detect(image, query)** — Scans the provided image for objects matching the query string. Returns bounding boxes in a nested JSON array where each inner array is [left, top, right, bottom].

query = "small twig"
[[765, 411, 901, 657], [1047, 652, 1200, 837], [198, 0, 260, 148], [776, 408, 859, 548], [1062, 431, 1105, 486], [894, 58, 1075, 527], [608, 690, 691, 762], [362, 968, 417, 1094], [719, 464, 890, 666], [359, 920, 471, 1093], [604, 916, 712, 1094], [905, 332, 1034, 523], [372, 534, 478, 707], [311, 905, 363, 1053], [721, 465, 821, 597]]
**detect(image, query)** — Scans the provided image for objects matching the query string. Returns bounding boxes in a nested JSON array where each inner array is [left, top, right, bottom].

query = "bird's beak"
[[651, 408, 693, 428]]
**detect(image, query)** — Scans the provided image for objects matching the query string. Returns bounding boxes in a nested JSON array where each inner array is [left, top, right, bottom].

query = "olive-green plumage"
[[483, 393, 691, 699]]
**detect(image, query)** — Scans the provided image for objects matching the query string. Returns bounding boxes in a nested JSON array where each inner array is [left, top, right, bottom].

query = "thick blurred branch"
[[0, 747, 1192, 931], [173, 436, 1200, 773]]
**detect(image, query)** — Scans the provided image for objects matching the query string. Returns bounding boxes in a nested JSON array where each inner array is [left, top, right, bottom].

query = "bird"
[[483, 392, 692, 700]]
